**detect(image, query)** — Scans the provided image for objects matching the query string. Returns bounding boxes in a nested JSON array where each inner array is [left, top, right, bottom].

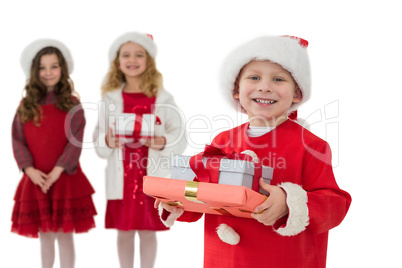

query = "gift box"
[[171, 154, 201, 181], [109, 113, 155, 141], [144, 176, 267, 219], [171, 150, 274, 195]]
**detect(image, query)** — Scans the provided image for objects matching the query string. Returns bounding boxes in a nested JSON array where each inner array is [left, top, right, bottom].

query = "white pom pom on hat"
[[20, 39, 74, 79], [108, 32, 157, 63], [220, 35, 311, 114]]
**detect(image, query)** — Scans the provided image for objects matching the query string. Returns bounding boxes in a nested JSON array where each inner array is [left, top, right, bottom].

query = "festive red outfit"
[[105, 92, 168, 231], [178, 120, 351, 268], [11, 97, 97, 238]]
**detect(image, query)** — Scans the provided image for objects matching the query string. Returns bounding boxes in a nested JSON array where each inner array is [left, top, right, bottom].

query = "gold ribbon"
[[166, 201, 183, 206], [184, 182, 231, 215], [184, 181, 206, 204], [210, 207, 232, 216]]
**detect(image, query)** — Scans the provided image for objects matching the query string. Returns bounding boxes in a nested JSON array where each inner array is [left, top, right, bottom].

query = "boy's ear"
[[292, 88, 303, 103]]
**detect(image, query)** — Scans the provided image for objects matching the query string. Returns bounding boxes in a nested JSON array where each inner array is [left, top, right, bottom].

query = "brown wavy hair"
[[101, 46, 163, 97], [17, 46, 77, 125]]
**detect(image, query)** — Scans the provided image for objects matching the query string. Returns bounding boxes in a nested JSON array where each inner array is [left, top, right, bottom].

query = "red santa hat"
[[220, 35, 311, 115], [20, 39, 74, 78], [108, 32, 157, 63]]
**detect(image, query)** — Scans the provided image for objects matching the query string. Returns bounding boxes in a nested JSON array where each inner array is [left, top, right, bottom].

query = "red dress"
[[105, 92, 168, 231], [11, 104, 97, 238]]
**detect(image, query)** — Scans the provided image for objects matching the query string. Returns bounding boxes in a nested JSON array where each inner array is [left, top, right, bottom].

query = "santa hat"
[[108, 32, 156, 63], [20, 39, 73, 78], [220, 35, 311, 114]]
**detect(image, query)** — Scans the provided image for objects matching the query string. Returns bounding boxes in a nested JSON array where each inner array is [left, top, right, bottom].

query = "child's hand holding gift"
[[144, 136, 166, 151], [252, 178, 289, 226], [105, 127, 126, 148]]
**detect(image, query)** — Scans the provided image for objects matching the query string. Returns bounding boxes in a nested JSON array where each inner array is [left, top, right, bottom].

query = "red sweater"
[[178, 120, 351, 268]]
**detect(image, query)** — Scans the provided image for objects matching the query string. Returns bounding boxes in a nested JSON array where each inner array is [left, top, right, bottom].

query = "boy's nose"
[[258, 81, 272, 92]]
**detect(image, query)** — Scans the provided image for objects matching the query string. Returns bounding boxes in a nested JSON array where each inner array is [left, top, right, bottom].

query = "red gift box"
[[143, 176, 267, 218]]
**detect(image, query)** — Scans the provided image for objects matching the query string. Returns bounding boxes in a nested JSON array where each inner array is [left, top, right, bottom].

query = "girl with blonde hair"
[[94, 32, 187, 268]]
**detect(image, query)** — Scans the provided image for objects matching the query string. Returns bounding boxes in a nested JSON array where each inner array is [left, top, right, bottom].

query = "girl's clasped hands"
[[25, 166, 64, 194]]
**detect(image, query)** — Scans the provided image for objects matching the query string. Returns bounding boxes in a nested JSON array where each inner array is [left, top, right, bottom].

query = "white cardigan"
[[93, 87, 187, 200]]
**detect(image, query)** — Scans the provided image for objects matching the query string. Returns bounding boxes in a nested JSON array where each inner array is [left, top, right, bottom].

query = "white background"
[[1, 0, 401, 267]]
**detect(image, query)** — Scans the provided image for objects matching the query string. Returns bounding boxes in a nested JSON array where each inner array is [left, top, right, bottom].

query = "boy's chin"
[[248, 114, 288, 127]]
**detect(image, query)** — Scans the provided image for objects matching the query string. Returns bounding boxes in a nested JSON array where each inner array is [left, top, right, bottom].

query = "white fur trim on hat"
[[274, 182, 309, 236], [20, 39, 73, 78], [220, 35, 311, 113], [108, 32, 157, 63], [216, 224, 240, 245]]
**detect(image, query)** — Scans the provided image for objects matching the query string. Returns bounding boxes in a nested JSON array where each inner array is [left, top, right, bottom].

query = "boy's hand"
[[25, 166, 48, 189], [251, 178, 289, 226], [154, 199, 183, 214]]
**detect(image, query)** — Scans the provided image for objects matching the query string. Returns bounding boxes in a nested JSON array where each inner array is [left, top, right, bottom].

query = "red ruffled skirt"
[[12, 166, 97, 238]]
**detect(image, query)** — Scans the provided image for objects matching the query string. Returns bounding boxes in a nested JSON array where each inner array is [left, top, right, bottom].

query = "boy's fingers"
[[154, 199, 161, 209], [254, 203, 270, 214], [259, 177, 272, 192]]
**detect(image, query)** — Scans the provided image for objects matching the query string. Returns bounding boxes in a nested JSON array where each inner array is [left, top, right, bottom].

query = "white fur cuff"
[[275, 182, 309, 236], [158, 203, 184, 228], [216, 224, 240, 245]]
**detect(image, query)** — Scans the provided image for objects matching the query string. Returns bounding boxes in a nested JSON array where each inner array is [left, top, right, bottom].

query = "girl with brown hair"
[[11, 39, 97, 268]]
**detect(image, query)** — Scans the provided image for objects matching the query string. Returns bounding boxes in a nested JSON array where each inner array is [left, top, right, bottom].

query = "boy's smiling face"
[[234, 60, 302, 127]]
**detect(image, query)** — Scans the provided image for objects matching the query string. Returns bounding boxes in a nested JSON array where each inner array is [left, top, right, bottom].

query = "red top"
[[178, 120, 351, 268], [12, 92, 84, 174]]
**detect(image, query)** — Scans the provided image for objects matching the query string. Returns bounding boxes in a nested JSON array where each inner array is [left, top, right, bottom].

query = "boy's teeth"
[[255, 99, 275, 104]]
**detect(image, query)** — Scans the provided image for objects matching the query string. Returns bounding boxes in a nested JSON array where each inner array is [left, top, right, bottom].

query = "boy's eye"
[[274, 77, 284, 82], [250, 76, 259, 80]]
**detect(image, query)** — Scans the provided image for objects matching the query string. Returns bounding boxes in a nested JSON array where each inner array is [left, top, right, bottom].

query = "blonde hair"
[[101, 49, 163, 97]]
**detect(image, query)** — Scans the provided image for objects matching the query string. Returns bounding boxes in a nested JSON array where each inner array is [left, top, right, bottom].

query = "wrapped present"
[[171, 154, 201, 181], [109, 113, 156, 141], [143, 176, 267, 218], [171, 145, 274, 195]]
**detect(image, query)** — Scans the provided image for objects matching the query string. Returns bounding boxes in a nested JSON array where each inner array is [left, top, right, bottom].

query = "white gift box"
[[171, 155, 197, 181], [171, 154, 273, 194], [110, 113, 155, 139]]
